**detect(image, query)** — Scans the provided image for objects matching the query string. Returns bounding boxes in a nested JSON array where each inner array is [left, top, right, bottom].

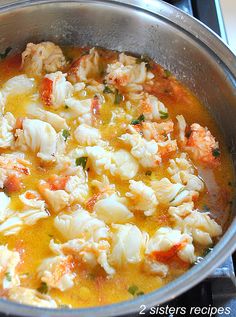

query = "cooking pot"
[[0, 1, 235, 316]]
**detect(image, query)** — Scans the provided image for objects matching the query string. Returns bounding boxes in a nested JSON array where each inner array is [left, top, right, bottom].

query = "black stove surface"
[[168, 0, 193, 15], [168, 0, 227, 42], [0, 2, 234, 317]]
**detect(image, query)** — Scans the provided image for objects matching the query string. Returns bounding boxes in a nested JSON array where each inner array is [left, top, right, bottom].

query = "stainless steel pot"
[[0, 1, 235, 316]]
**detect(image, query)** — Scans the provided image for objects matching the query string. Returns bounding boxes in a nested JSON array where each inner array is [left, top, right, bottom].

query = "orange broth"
[[0, 47, 234, 308]]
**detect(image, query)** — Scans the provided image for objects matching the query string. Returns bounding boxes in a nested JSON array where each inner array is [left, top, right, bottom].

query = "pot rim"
[[0, 1, 235, 316]]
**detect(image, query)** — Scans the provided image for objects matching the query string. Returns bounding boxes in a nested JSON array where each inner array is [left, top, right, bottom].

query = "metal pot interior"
[[0, 1, 235, 316]]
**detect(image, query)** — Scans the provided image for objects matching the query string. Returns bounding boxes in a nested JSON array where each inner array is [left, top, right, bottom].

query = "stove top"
[[170, 0, 227, 42]]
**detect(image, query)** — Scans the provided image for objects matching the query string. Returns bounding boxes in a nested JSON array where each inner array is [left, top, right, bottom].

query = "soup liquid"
[[0, 47, 234, 308]]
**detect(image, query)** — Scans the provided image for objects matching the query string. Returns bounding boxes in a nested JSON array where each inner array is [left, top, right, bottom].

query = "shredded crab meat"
[[9, 287, 57, 308], [40, 71, 73, 108], [105, 53, 154, 90], [142, 121, 174, 142], [141, 94, 168, 121], [38, 255, 76, 291], [50, 238, 115, 276], [67, 48, 101, 83], [21, 41, 66, 76], [0, 245, 20, 289], [185, 123, 220, 167], [0, 153, 31, 191]]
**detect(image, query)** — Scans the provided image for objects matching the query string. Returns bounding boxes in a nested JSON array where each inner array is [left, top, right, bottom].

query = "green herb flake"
[[103, 85, 113, 94], [59, 304, 70, 309], [62, 129, 70, 141], [195, 247, 213, 264], [136, 56, 144, 64], [203, 247, 213, 257], [202, 205, 210, 212], [145, 171, 152, 176], [66, 56, 73, 64], [136, 291, 145, 296], [159, 110, 169, 120], [194, 256, 203, 265], [37, 282, 48, 294], [130, 119, 140, 125], [128, 285, 139, 296], [131, 114, 145, 125], [169, 187, 186, 203], [212, 148, 220, 158], [114, 89, 123, 104], [164, 69, 172, 78], [80, 50, 89, 57], [65, 105, 69, 109], [75, 156, 88, 169], [5, 272, 12, 282], [136, 55, 152, 70], [128, 285, 144, 297], [138, 114, 145, 122], [0, 47, 12, 60]]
